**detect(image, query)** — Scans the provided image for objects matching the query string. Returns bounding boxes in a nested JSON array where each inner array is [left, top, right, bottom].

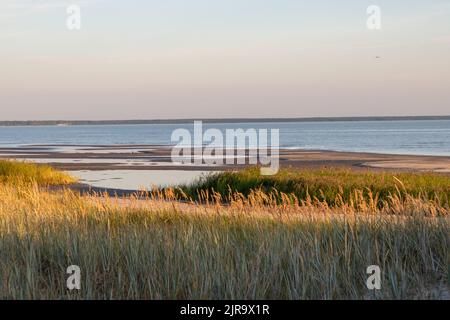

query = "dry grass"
[[0, 180, 448, 300], [0, 160, 75, 185]]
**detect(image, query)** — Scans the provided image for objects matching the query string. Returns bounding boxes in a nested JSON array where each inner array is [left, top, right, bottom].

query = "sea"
[[0, 119, 449, 156]]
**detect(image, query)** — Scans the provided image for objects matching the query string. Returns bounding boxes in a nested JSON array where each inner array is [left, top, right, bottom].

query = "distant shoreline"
[[1, 116, 449, 127]]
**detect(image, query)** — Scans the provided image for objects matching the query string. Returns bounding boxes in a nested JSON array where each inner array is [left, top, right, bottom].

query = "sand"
[[1, 145, 449, 173]]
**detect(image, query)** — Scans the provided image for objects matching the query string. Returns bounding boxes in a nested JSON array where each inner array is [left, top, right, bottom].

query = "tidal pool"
[[70, 170, 216, 190]]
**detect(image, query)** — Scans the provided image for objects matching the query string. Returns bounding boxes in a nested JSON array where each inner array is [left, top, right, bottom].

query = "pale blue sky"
[[1, 0, 450, 120]]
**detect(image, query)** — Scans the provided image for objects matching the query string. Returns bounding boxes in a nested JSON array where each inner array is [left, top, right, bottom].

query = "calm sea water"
[[0, 120, 449, 156]]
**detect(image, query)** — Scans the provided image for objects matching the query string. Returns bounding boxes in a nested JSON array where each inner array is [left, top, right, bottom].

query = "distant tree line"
[[0, 116, 448, 127]]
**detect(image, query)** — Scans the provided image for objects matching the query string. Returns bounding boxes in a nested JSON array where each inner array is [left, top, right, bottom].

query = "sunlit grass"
[[0, 179, 448, 299], [180, 167, 450, 207], [0, 160, 76, 185], [0, 163, 448, 299]]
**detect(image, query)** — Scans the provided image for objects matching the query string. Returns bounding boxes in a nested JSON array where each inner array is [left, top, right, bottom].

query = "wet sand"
[[3, 144, 448, 195], [1, 145, 449, 173]]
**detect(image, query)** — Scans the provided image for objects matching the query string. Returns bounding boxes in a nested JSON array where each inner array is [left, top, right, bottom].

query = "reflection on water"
[[70, 170, 215, 190]]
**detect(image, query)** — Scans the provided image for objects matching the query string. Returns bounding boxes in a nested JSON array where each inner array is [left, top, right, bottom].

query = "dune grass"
[[180, 167, 450, 207], [0, 160, 75, 185], [0, 180, 448, 299], [0, 164, 448, 299]]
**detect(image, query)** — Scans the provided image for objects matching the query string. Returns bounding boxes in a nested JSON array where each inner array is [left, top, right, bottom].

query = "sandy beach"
[[1, 145, 449, 172]]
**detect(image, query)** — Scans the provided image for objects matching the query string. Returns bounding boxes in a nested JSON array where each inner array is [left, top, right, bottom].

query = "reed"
[[0, 180, 448, 299], [180, 167, 450, 207]]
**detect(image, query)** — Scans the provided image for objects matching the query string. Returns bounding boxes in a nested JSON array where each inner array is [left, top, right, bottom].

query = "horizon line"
[[1, 115, 450, 126]]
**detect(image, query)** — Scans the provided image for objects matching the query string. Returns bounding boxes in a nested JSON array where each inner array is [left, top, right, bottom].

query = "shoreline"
[[1, 145, 449, 173], [2, 145, 449, 193]]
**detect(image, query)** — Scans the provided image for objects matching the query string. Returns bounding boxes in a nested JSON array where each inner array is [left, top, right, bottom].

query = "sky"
[[1, 0, 450, 120]]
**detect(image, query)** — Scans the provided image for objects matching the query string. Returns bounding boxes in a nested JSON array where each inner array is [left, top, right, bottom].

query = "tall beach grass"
[[0, 181, 448, 299], [0, 162, 448, 299], [180, 167, 450, 207]]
